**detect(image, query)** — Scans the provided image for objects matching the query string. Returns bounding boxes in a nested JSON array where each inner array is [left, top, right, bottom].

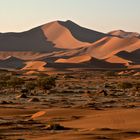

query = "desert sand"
[[0, 70, 140, 140]]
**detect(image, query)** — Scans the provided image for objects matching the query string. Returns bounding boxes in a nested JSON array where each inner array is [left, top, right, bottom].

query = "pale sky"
[[0, 0, 140, 33]]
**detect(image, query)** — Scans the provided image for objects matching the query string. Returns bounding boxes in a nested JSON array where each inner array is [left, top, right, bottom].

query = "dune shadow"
[[0, 27, 62, 53], [116, 49, 140, 64], [58, 20, 110, 43], [46, 57, 125, 69]]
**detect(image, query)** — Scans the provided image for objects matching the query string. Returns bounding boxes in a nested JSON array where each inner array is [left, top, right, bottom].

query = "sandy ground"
[[0, 107, 140, 140], [0, 70, 140, 140]]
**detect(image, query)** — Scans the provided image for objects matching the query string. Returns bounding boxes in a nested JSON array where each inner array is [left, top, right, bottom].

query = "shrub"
[[118, 82, 133, 90], [7, 76, 24, 91], [0, 80, 7, 89], [25, 81, 36, 93], [37, 76, 56, 92], [134, 82, 140, 90], [105, 71, 116, 77]]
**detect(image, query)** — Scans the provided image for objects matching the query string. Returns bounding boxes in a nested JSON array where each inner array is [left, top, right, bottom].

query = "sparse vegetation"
[[37, 76, 56, 93], [7, 76, 24, 91], [134, 82, 140, 91], [118, 82, 133, 90], [25, 81, 36, 93], [105, 71, 116, 77], [0, 70, 139, 140]]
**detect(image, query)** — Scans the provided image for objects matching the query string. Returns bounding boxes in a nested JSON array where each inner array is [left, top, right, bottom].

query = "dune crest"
[[55, 55, 91, 63], [42, 21, 90, 49]]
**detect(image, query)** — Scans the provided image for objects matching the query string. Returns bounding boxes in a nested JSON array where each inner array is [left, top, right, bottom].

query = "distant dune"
[[22, 61, 47, 71], [109, 30, 140, 38], [0, 56, 25, 69], [0, 20, 140, 70]]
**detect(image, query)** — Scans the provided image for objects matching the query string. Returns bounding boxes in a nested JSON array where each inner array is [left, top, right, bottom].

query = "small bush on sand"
[[105, 71, 116, 77], [118, 82, 133, 90]]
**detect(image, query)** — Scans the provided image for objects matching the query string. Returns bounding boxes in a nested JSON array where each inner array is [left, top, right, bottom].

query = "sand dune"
[[38, 108, 140, 130], [46, 57, 125, 69], [109, 30, 140, 38], [105, 55, 132, 66], [22, 61, 47, 71], [0, 51, 49, 60], [0, 56, 25, 69], [86, 36, 140, 59], [42, 21, 90, 49], [0, 20, 140, 70]]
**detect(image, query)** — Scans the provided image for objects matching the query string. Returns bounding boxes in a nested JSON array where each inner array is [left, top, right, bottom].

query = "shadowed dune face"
[[0, 20, 140, 70], [47, 57, 125, 69], [0, 27, 60, 52], [58, 20, 108, 43], [0, 56, 25, 69], [116, 49, 140, 64]]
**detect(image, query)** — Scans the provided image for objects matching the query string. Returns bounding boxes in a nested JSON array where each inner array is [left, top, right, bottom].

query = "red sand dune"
[[109, 30, 140, 38], [0, 20, 140, 70], [42, 21, 91, 49], [105, 55, 132, 66]]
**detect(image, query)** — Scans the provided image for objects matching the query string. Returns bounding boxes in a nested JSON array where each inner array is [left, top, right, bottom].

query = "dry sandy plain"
[[0, 69, 140, 140]]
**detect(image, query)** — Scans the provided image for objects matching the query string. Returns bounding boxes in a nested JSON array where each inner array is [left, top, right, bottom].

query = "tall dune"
[[42, 21, 90, 49]]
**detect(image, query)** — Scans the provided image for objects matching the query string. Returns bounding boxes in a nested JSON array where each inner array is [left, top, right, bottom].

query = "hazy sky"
[[0, 0, 140, 33]]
